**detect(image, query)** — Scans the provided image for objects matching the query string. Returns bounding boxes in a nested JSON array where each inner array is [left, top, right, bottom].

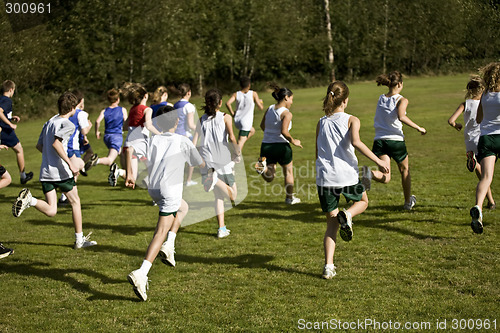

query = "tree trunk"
[[323, 0, 335, 81], [382, 0, 389, 74], [198, 73, 203, 96]]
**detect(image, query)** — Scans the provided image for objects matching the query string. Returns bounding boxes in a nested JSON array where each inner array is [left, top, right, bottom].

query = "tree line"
[[0, 0, 498, 96]]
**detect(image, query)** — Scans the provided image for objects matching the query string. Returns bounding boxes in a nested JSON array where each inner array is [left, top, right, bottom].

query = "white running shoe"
[[12, 188, 32, 217], [338, 210, 353, 242], [403, 195, 417, 211], [217, 228, 230, 239], [127, 269, 149, 301], [285, 195, 301, 205], [361, 166, 372, 191], [159, 243, 176, 267], [185, 180, 198, 187], [254, 157, 267, 175], [322, 265, 336, 279], [203, 169, 218, 192], [74, 232, 97, 249], [470, 205, 483, 234]]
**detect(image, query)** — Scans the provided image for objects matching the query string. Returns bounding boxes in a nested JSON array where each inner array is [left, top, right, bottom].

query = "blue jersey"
[[151, 102, 168, 119], [0, 95, 13, 130], [104, 106, 124, 134], [67, 109, 83, 151]]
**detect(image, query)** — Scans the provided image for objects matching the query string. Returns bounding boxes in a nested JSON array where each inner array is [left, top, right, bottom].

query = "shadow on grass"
[[176, 253, 319, 279], [22, 219, 152, 236], [0, 261, 137, 301]]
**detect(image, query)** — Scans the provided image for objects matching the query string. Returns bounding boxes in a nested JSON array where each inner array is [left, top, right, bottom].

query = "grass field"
[[0, 74, 499, 332]]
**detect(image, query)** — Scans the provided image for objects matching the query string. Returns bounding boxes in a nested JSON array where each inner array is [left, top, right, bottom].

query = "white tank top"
[[463, 99, 481, 149], [199, 111, 232, 172], [480, 92, 500, 136], [234, 90, 255, 130], [374, 94, 404, 141], [262, 105, 291, 143], [316, 112, 359, 188]]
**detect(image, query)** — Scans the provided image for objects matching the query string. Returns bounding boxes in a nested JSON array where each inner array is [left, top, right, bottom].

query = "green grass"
[[1, 74, 499, 332]]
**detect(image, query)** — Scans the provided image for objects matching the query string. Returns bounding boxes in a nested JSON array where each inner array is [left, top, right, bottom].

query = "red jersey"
[[128, 104, 147, 127]]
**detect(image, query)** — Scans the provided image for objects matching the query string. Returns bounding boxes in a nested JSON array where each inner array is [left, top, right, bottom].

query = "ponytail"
[[268, 82, 293, 102], [323, 81, 349, 116], [376, 71, 403, 87], [121, 82, 148, 105], [152, 86, 168, 104], [203, 88, 222, 118]]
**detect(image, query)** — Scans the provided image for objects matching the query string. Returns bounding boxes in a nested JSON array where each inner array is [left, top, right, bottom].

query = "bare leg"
[[475, 163, 495, 206], [64, 186, 83, 234], [346, 192, 369, 217], [12, 142, 26, 173], [282, 162, 294, 200], [237, 127, 255, 150], [214, 187, 226, 228], [262, 163, 276, 183], [97, 149, 119, 166], [33, 189, 58, 217], [0, 170, 12, 189], [169, 199, 189, 234], [324, 209, 339, 265], [144, 215, 176, 263], [476, 156, 496, 208], [397, 156, 411, 204], [371, 155, 391, 183]]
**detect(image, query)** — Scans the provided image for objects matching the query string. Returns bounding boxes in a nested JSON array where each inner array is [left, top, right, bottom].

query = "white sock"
[[75, 232, 83, 243], [139, 259, 152, 276], [166, 231, 177, 247], [30, 197, 38, 207], [60, 193, 67, 201], [325, 264, 335, 269], [119, 169, 126, 178], [96, 158, 100, 165]]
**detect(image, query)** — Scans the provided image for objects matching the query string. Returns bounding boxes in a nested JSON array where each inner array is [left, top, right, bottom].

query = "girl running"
[[225, 76, 264, 150], [448, 77, 495, 209], [255, 83, 302, 205], [362, 71, 426, 210], [317, 81, 389, 279], [470, 62, 500, 233], [192, 88, 240, 239]]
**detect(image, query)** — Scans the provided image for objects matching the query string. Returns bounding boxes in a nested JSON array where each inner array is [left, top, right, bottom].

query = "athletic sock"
[[139, 259, 152, 276], [96, 158, 100, 165], [166, 231, 176, 247], [218, 226, 227, 232], [119, 169, 126, 178], [75, 232, 83, 243], [30, 197, 38, 207], [60, 193, 67, 201], [20, 171, 26, 180], [325, 264, 335, 270]]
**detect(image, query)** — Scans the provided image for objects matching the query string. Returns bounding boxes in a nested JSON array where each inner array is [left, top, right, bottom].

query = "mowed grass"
[[0, 74, 499, 332]]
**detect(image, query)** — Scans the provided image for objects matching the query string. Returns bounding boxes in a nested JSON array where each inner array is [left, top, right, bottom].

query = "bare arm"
[[225, 93, 236, 116], [125, 146, 135, 188], [52, 138, 78, 176], [224, 114, 241, 159], [192, 117, 202, 147], [253, 92, 264, 111], [144, 107, 161, 135], [95, 110, 105, 139], [280, 111, 302, 148], [260, 108, 268, 131], [349, 116, 389, 173], [186, 112, 196, 131], [397, 98, 426, 134], [448, 103, 465, 130]]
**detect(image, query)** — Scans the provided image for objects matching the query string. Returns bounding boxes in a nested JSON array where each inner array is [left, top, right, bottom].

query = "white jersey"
[[463, 99, 481, 153], [234, 90, 255, 131], [316, 112, 359, 188], [131, 132, 203, 212], [37, 115, 76, 182], [480, 91, 500, 136], [198, 111, 233, 175], [374, 94, 405, 141], [262, 105, 291, 143]]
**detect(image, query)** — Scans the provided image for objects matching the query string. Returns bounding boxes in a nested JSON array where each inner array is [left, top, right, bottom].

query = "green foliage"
[[0, 0, 498, 93]]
